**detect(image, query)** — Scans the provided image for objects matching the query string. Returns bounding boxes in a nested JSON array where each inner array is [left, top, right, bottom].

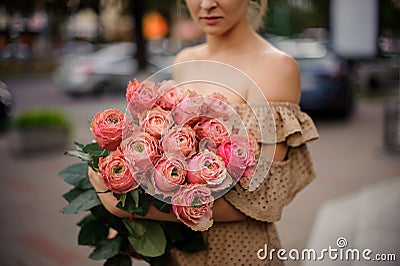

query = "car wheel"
[[92, 81, 110, 97], [0, 102, 12, 132], [66, 91, 85, 98]]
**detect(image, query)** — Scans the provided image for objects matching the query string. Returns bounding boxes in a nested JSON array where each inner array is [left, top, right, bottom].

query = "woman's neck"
[[204, 20, 259, 55]]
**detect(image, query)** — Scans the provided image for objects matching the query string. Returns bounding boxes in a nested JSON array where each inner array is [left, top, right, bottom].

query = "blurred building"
[[331, 0, 378, 59], [65, 8, 98, 41]]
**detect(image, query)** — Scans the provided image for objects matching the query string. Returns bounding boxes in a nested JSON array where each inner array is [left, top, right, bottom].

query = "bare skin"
[[88, 0, 300, 223]]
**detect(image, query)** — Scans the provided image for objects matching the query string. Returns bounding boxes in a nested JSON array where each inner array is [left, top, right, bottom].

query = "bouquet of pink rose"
[[60, 79, 258, 265]]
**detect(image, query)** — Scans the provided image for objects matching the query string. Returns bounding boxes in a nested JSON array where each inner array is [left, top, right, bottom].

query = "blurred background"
[[0, 0, 399, 265]]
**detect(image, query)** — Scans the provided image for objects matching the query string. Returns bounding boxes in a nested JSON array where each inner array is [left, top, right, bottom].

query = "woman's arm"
[[88, 167, 248, 222]]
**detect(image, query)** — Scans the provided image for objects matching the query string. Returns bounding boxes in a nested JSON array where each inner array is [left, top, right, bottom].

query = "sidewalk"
[[0, 97, 399, 265]]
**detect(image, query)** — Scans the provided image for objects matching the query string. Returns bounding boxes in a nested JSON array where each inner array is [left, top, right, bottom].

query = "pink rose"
[[90, 109, 128, 151], [248, 132, 260, 155], [216, 134, 257, 180], [203, 92, 231, 121], [193, 119, 230, 146], [172, 185, 214, 231], [140, 106, 171, 139], [127, 80, 159, 119], [125, 79, 142, 104], [241, 133, 259, 179], [98, 148, 139, 194], [187, 150, 232, 192], [153, 156, 187, 197], [121, 131, 161, 170], [162, 125, 197, 159], [172, 93, 203, 125], [157, 81, 188, 111]]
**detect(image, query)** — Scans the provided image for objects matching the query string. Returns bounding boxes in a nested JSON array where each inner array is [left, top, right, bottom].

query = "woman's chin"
[[199, 25, 228, 36]]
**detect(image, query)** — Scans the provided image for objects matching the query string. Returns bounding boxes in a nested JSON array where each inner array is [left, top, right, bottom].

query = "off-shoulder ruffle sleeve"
[[224, 102, 319, 222], [233, 102, 318, 146]]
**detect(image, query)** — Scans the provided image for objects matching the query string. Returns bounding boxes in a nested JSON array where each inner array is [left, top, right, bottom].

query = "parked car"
[[0, 81, 14, 130], [271, 38, 354, 117], [55, 40, 95, 59], [1, 43, 32, 60], [53, 42, 138, 97]]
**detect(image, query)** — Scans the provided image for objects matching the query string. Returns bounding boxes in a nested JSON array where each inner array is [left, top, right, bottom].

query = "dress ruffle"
[[224, 102, 319, 222], [233, 102, 319, 146]]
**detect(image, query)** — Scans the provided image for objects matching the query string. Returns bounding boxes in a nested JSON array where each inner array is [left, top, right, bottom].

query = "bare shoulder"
[[173, 44, 205, 64], [172, 44, 208, 81], [250, 47, 301, 104]]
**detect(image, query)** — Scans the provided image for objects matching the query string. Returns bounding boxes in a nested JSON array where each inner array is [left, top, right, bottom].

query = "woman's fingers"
[[88, 167, 108, 192]]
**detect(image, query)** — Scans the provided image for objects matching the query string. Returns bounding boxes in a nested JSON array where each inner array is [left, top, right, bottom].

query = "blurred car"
[[272, 38, 354, 117], [0, 81, 14, 130], [55, 40, 95, 59], [1, 43, 32, 60], [353, 58, 399, 92], [53, 42, 138, 97]]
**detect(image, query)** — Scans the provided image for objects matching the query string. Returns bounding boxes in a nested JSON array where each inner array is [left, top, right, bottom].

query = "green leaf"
[[130, 190, 139, 208], [160, 222, 184, 242], [78, 219, 109, 246], [77, 213, 96, 227], [59, 163, 92, 189], [83, 142, 110, 157], [62, 187, 84, 203], [147, 255, 168, 266], [90, 205, 127, 234], [116, 191, 144, 214], [175, 237, 207, 253], [64, 150, 92, 162], [123, 219, 148, 238], [116, 193, 136, 213], [73, 141, 85, 149], [88, 160, 100, 172], [90, 205, 109, 219], [135, 192, 152, 216], [61, 190, 101, 214], [160, 222, 207, 253], [119, 193, 127, 207], [104, 254, 132, 266], [81, 143, 109, 172], [79, 178, 93, 190], [174, 226, 207, 253], [128, 221, 166, 257], [89, 236, 123, 260], [152, 198, 172, 213], [115, 190, 151, 216]]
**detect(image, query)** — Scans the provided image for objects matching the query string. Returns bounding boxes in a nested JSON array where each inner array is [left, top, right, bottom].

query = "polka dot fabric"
[[168, 220, 283, 266], [225, 145, 316, 222], [168, 102, 319, 265], [234, 102, 319, 146]]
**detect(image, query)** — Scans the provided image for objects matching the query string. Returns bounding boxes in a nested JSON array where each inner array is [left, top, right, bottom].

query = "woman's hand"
[[88, 167, 108, 192], [87, 167, 178, 221], [88, 167, 246, 222], [88, 167, 131, 218]]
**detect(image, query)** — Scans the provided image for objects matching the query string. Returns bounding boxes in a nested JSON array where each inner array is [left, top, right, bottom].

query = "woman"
[[89, 0, 319, 264]]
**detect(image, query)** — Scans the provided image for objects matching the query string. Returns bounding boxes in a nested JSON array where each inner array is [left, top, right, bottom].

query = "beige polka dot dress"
[[168, 102, 319, 265]]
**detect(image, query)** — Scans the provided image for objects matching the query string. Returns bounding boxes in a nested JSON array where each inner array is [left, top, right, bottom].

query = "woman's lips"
[[200, 16, 223, 25]]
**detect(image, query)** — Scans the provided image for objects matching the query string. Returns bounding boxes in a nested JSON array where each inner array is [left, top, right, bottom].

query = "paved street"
[[0, 75, 399, 265]]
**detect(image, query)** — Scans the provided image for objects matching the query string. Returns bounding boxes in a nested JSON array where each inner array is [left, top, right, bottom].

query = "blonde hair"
[[176, 0, 268, 32], [248, 0, 268, 31]]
